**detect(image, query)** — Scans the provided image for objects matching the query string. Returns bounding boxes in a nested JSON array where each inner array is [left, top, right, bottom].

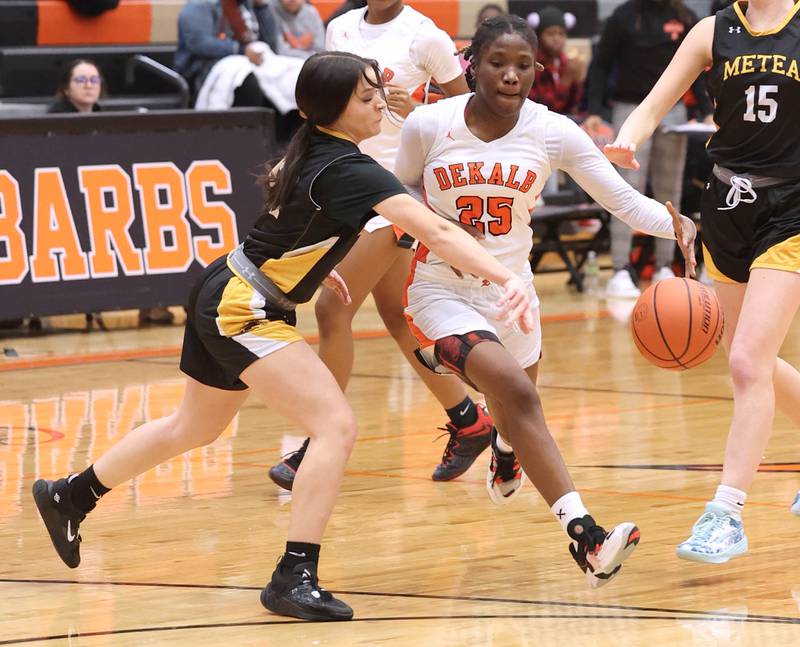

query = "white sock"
[[712, 484, 746, 518], [550, 491, 590, 536], [494, 431, 513, 454]]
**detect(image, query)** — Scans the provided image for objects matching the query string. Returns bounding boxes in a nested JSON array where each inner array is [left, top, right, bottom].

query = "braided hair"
[[459, 14, 539, 90]]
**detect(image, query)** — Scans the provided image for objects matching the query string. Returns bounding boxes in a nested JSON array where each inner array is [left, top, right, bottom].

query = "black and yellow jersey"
[[706, 1, 800, 177], [239, 128, 406, 303]]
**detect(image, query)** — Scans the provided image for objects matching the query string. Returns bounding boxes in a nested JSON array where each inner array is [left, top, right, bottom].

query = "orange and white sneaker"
[[486, 428, 525, 505], [568, 515, 640, 589]]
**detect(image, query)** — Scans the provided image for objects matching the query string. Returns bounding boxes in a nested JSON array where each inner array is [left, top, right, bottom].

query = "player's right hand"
[[603, 141, 640, 170], [496, 275, 534, 334]]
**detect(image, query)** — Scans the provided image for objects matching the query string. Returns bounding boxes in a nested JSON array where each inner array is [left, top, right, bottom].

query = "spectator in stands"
[[527, 7, 585, 117], [269, 0, 325, 59], [221, 0, 279, 51], [48, 60, 104, 114], [47, 61, 174, 326], [584, 0, 712, 298], [476, 3, 504, 28], [175, 0, 273, 98]]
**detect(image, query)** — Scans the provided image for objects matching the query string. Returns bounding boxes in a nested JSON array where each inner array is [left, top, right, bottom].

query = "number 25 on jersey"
[[456, 196, 513, 236]]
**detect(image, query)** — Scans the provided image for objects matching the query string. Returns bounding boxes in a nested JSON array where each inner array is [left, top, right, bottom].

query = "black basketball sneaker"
[[568, 514, 640, 588], [261, 561, 353, 621], [431, 405, 493, 481], [267, 438, 310, 491], [32, 477, 85, 568]]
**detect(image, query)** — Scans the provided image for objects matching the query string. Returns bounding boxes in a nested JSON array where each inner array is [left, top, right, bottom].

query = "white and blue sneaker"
[[791, 490, 800, 516], [676, 502, 748, 563]]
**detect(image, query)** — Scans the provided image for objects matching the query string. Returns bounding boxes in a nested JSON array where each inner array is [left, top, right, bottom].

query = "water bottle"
[[584, 250, 600, 294]]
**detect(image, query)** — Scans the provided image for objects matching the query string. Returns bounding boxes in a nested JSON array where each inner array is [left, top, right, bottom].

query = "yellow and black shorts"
[[179, 255, 304, 391], [701, 176, 800, 284]]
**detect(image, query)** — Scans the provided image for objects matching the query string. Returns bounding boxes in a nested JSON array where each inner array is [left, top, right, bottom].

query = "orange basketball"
[[631, 277, 724, 370]]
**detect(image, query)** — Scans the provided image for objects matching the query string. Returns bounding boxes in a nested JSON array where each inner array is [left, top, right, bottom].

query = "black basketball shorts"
[[179, 255, 303, 391], [700, 175, 800, 283]]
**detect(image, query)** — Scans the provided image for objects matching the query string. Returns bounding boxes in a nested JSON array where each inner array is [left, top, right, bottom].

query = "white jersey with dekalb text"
[[395, 94, 677, 289]]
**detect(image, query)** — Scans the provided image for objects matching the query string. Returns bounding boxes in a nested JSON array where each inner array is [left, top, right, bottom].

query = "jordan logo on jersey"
[[432, 162, 537, 193]]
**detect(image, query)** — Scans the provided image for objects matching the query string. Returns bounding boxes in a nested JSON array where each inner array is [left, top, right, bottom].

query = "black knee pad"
[[433, 330, 500, 389]]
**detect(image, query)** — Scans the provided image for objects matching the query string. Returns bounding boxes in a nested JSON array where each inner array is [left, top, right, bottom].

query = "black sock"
[[280, 542, 320, 570], [68, 465, 110, 514], [446, 396, 478, 428]]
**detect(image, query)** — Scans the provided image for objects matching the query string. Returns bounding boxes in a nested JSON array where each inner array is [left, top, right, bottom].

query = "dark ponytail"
[[263, 51, 384, 213]]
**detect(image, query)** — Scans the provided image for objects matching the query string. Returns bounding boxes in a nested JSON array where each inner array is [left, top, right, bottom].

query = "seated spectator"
[[269, 0, 324, 59], [47, 61, 174, 326], [175, 0, 270, 98], [177, 0, 303, 140], [221, 0, 279, 51], [476, 3, 504, 28], [527, 7, 585, 116], [48, 60, 104, 114]]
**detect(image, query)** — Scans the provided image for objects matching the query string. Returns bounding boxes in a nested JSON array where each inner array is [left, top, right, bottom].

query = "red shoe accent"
[[625, 528, 641, 547]]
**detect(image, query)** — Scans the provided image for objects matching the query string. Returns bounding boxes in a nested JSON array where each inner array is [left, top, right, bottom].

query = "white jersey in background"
[[325, 6, 463, 169], [395, 94, 677, 288]]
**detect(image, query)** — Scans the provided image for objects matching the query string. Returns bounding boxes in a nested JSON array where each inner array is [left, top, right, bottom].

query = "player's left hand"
[[385, 85, 418, 119], [666, 201, 697, 278], [323, 269, 351, 305]]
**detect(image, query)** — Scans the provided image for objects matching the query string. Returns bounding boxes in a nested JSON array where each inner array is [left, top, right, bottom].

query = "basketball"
[[631, 277, 724, 370]]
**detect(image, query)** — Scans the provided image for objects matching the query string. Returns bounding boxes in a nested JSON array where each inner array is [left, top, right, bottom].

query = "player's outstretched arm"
[[555, 117, 697, 276]]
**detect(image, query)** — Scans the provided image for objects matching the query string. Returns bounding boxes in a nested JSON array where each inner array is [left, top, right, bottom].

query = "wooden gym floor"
[[1, 270, 799, 646]]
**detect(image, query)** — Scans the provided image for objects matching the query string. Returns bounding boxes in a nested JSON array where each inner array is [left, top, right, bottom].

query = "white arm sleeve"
[[409, 24, 463, 85], [394, 108, 430, 185], [547, 116, 676, 239]]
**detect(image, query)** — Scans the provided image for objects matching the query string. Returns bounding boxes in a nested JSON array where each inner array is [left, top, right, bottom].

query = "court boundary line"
[[1, 577, 798, 626]]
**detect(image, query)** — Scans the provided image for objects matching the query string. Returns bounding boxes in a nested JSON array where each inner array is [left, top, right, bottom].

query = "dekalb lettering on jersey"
[[0, 160, 238, 286], [432, 162, 537, 192], [723, 54, 800, 81]]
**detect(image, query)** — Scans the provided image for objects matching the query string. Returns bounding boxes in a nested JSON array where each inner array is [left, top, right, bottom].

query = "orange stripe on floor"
[[0, 310, 609, 372]]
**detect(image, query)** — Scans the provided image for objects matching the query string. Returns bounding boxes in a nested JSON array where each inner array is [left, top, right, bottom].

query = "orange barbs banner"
[[30, 168, 89, 282], [0, 110, 271, 318], [186, 161, 239, 268], [3, 161, 244, 285], [79, 165, 145, 278], [0, 171, 28, 285], [133, 162, 193, 274]]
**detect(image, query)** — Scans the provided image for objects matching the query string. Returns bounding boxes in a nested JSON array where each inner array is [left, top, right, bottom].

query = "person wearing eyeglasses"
[[48, 60, 104, 114]]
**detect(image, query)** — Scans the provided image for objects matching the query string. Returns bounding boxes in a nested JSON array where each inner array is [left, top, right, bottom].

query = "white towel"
[[195, 42, 303, 114]]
